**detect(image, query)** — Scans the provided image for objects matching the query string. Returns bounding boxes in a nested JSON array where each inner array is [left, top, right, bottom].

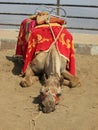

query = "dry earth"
[[0, 49, 98, 130]]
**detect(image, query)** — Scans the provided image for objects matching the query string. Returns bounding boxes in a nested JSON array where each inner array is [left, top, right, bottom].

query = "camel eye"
[[56, 93, 61, 97]]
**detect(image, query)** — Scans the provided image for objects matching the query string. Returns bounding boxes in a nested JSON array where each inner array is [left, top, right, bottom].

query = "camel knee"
[[69, 76, 81, 88], [20, 76, 38, 87], [25, 64, 34, 76], [61, 71, 81, 88]]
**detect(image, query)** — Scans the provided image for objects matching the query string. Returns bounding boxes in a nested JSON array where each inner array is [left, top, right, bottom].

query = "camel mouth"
[[39, 91, 60, 113], [39, 78, 61, 113], [41, 102, 55, 113], [41, 100, 56, 113]]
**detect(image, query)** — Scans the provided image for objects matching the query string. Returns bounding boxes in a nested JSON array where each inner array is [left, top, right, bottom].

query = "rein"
[[41, 88, 60, 105]]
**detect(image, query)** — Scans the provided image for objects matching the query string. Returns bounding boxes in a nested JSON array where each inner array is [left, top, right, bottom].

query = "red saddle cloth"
[[16, 19, 76, 76], [15, 18, 36, 59]]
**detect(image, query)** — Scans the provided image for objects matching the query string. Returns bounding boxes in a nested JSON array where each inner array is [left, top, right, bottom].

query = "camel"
[[15, 9, 80, 113], [20, 42, 80, 113]]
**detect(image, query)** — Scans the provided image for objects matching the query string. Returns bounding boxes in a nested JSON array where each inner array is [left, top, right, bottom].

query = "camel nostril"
[[42, 106, 55, 113], [41, 101, 56, 113]]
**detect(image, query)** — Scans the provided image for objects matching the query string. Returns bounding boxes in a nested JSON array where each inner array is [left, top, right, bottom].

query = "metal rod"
[[57, 0, 60, 15], [0, 13, 98, 20], [0, 2, 98, 8], [67, 27, 98, 31]]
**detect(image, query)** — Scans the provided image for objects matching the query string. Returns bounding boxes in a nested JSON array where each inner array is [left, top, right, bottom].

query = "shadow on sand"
[[6, 55, 24, 75]]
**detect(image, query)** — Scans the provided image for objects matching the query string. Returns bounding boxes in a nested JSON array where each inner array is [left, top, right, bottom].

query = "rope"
[[47, 20, 65, 76], [30, 111, 42, 130], [48, 22, 64, 44], [45, 13, 65, 44]]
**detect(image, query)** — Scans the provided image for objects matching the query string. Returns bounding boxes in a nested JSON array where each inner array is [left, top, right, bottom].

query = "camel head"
[[40, 75, 62, 113]]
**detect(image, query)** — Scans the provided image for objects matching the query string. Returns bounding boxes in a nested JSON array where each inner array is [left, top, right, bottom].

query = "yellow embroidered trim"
[[35, 23, 61, 28]]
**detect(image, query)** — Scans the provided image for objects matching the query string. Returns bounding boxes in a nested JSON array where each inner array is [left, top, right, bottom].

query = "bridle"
[[41, 88, 60, 105]]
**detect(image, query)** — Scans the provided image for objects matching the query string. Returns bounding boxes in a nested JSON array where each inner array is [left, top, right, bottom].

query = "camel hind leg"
[[61, 70, 81, 88]]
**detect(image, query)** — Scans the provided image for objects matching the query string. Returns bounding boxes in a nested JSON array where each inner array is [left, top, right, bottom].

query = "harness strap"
[[41, 89, 60, 105], [48, 22, 64, 45]]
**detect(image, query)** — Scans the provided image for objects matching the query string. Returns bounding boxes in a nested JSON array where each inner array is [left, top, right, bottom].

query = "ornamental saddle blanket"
[[15, 18, 76, 76]]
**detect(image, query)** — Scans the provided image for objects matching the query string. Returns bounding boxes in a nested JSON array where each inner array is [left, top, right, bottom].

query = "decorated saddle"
[[15, 11, 76, 76]]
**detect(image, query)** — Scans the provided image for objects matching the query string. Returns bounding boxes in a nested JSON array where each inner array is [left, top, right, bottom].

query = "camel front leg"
[[61, 71, 80, 88], [20, 65, 38, 87]]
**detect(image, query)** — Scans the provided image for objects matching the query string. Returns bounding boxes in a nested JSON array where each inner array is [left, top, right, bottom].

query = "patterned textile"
[[15, 18, 36, 59], [16, 20, 76, 76]]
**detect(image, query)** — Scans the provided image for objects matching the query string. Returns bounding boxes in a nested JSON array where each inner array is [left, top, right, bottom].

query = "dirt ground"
[[0, 49, 98, 130]]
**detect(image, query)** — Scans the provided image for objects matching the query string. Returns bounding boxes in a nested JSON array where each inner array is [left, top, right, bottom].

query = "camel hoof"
[[20, 80, 30, 87], [69, 77, 81, 88]]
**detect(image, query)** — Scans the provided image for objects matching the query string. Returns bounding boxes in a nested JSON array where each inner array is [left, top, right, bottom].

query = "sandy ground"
[[0, 49, 98, 130]]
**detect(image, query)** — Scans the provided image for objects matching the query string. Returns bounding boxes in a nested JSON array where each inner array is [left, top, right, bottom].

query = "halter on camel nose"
[[40, 86, 61, 113], [40, 75, 62, 113]]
